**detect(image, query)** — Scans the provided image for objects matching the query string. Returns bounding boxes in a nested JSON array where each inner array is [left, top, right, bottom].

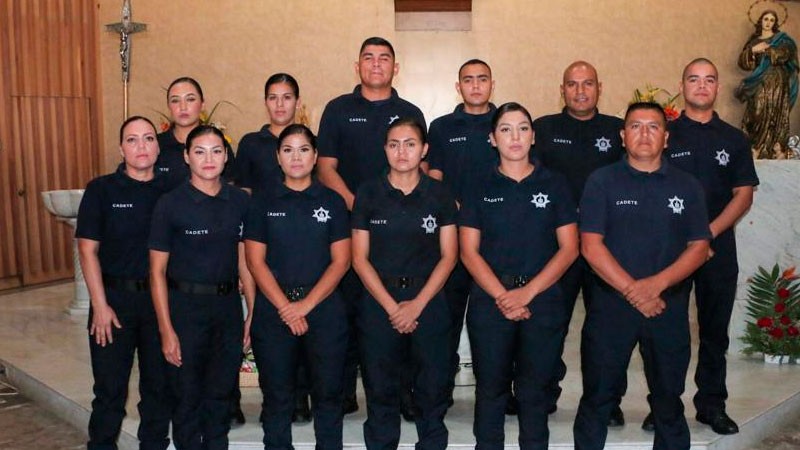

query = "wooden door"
[[0, 0, 101, 286]]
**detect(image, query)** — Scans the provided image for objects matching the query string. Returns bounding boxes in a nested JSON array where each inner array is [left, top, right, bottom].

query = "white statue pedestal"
[[730, 160, 800, 354], [41, 190, 89, 315]]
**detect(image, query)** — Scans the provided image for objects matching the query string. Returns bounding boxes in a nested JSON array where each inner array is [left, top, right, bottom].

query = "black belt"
[[283, 284, 314, 302], [103, 274, 149, 293], [168, 278, 236, 296], [499, 274, 532, 288], [381, 276, 425, 289], [593, 275, 688, 298]]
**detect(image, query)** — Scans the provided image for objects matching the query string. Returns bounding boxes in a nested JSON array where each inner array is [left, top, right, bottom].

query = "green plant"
[[740, 264, 800, 357]]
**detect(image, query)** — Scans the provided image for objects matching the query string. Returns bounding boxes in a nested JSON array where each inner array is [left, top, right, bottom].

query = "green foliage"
[[740, 264, 800, 357]]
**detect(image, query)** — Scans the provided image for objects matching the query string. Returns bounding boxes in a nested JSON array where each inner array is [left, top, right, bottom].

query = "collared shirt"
[[156, 128, 238, 191], [579, 157, 711, 280], [666, 112, 759, 267], [317, 85, 426, 193], [76, 164, 169, 279], [233, 124, 282, 191], [148, 181, 249, 283], [459, 160, 576, 276], [532, 109, 624, 202], [427, 103, 497, 203], [352, 174, 456, 277], [244, 181, 349, 287]]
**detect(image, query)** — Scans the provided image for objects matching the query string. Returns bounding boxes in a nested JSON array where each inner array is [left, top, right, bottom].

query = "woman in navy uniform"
[[235, 73, 303, 193], [78, 116, 172, 450], [156, 77, 235, 190], [244, 124, 350, 449], [149, 125, 252, 450], [352, 118, 458, 450], [459, 102, 579, 450]]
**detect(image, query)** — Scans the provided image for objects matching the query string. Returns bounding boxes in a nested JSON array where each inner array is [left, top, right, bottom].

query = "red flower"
[[769, 327, 785, 339], [780, 315, 792, 325], [775, 302, 787, 313], [664, 106, 680, 121], [757, 317, 773, 328], [778, 288, 791, 299], [783, 266, 798, 281], [788, 326, 800, 336]]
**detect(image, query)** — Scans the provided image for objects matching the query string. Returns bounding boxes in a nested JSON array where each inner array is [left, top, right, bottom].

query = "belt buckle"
[[398, 277, 410, 289], [513, 276, 527, 288], [287, 287, 305, 302]]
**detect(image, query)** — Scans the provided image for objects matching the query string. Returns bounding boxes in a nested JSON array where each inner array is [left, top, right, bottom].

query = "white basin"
[[41, 189, 85, 218]]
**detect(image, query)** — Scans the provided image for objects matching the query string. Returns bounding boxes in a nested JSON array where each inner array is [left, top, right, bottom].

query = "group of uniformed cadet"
[[77, 35, 758, 450]]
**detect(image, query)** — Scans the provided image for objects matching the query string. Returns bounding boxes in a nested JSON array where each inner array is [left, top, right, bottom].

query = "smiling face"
[[457, 63, 494, 111], [680, 61, 719, 111], [184, 131, 227, 182], [356, 44, 398, 90], [277, 132, 317, 182], [561, 63, 601, 120], [119, 119, 159, 172], [265, 81, 299, 128], [385, 124, 427, 175], [168, 81, 204, 128], [490, 110, 534, 163]]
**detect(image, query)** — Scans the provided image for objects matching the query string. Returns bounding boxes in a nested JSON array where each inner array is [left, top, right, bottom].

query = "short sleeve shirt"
[[427, 103, 497, 203], [459, 162, 577, 277], [148, 182, 250, 283], [532, 109, 624, 203], [244, 181, 349, 288], [352, 174, 456, 277], [579, 158, 711, 280], [76, 164, 169, 279], [233, 124, 282, 191], [317, 86, 426, 193]]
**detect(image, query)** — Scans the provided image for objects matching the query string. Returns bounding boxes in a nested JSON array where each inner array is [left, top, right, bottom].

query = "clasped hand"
[[623, 277, 667, 318], [279, 300, 311, 336], [389, 300, 423, 334], [496, 288, 532, 321]]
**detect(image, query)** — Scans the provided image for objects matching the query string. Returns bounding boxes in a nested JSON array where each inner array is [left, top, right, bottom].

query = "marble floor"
[[1, 282, 799, 450]]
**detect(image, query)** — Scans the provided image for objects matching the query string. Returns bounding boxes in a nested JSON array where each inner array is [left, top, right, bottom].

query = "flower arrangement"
[[155, 100, 240, 145], [630, 84, 682, 121], [740, 264, 800, 358]]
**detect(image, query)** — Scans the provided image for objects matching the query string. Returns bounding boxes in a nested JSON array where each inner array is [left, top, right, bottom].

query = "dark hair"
[[755, 10, 781, 36], [682, 57, 718, 80], [491, 102, 534, 132], [386, 117, 427, 145], [166, 77, 204, 102], [458, 58, 492, 79], [119, 115, 157, 144], [264, 73, 300, 99], [185, 124, 225, 153], [277, 124, 317, 150], [359, 36, 395, 58], [624, 102, 667, 126]]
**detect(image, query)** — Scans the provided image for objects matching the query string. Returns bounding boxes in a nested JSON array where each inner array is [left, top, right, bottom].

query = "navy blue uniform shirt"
[[244, 181, 349, 288], [352, 174, 456, 278], [148, 182, 249, 283], [532, 109, 624, 202], [233, 124, 282, 191], [459, 161, 577, 277], [317, 86, 426, 193], [666, 112, 759, 266], [77, 164, 169, 279], [156, 128, 238, 191], [427, 103, 497, 203], [579, 157, 712, 281]]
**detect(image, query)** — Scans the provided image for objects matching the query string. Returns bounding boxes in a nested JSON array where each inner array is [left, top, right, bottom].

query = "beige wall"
[[97, 0, 800, 171]]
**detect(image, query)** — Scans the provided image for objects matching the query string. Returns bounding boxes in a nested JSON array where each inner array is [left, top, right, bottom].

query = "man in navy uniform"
[[531, 61, 625, 424], [574, 102, 711, 450], [317, 36, 425, 417], [640, 58, 758, 435], [427, 58, 496, 409]]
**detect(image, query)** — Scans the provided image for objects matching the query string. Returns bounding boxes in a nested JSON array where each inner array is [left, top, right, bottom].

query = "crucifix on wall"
[[106, 0, 147, 119]]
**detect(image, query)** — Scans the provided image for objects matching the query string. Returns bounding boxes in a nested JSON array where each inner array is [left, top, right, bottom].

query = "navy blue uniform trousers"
[[574, 283, 691, 450], [167, 290, 243, 450], [250, 292, 348, 450], [88, 289, 172, 450], [467, 288, 566, 450], [359, 288, 451, 450]]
